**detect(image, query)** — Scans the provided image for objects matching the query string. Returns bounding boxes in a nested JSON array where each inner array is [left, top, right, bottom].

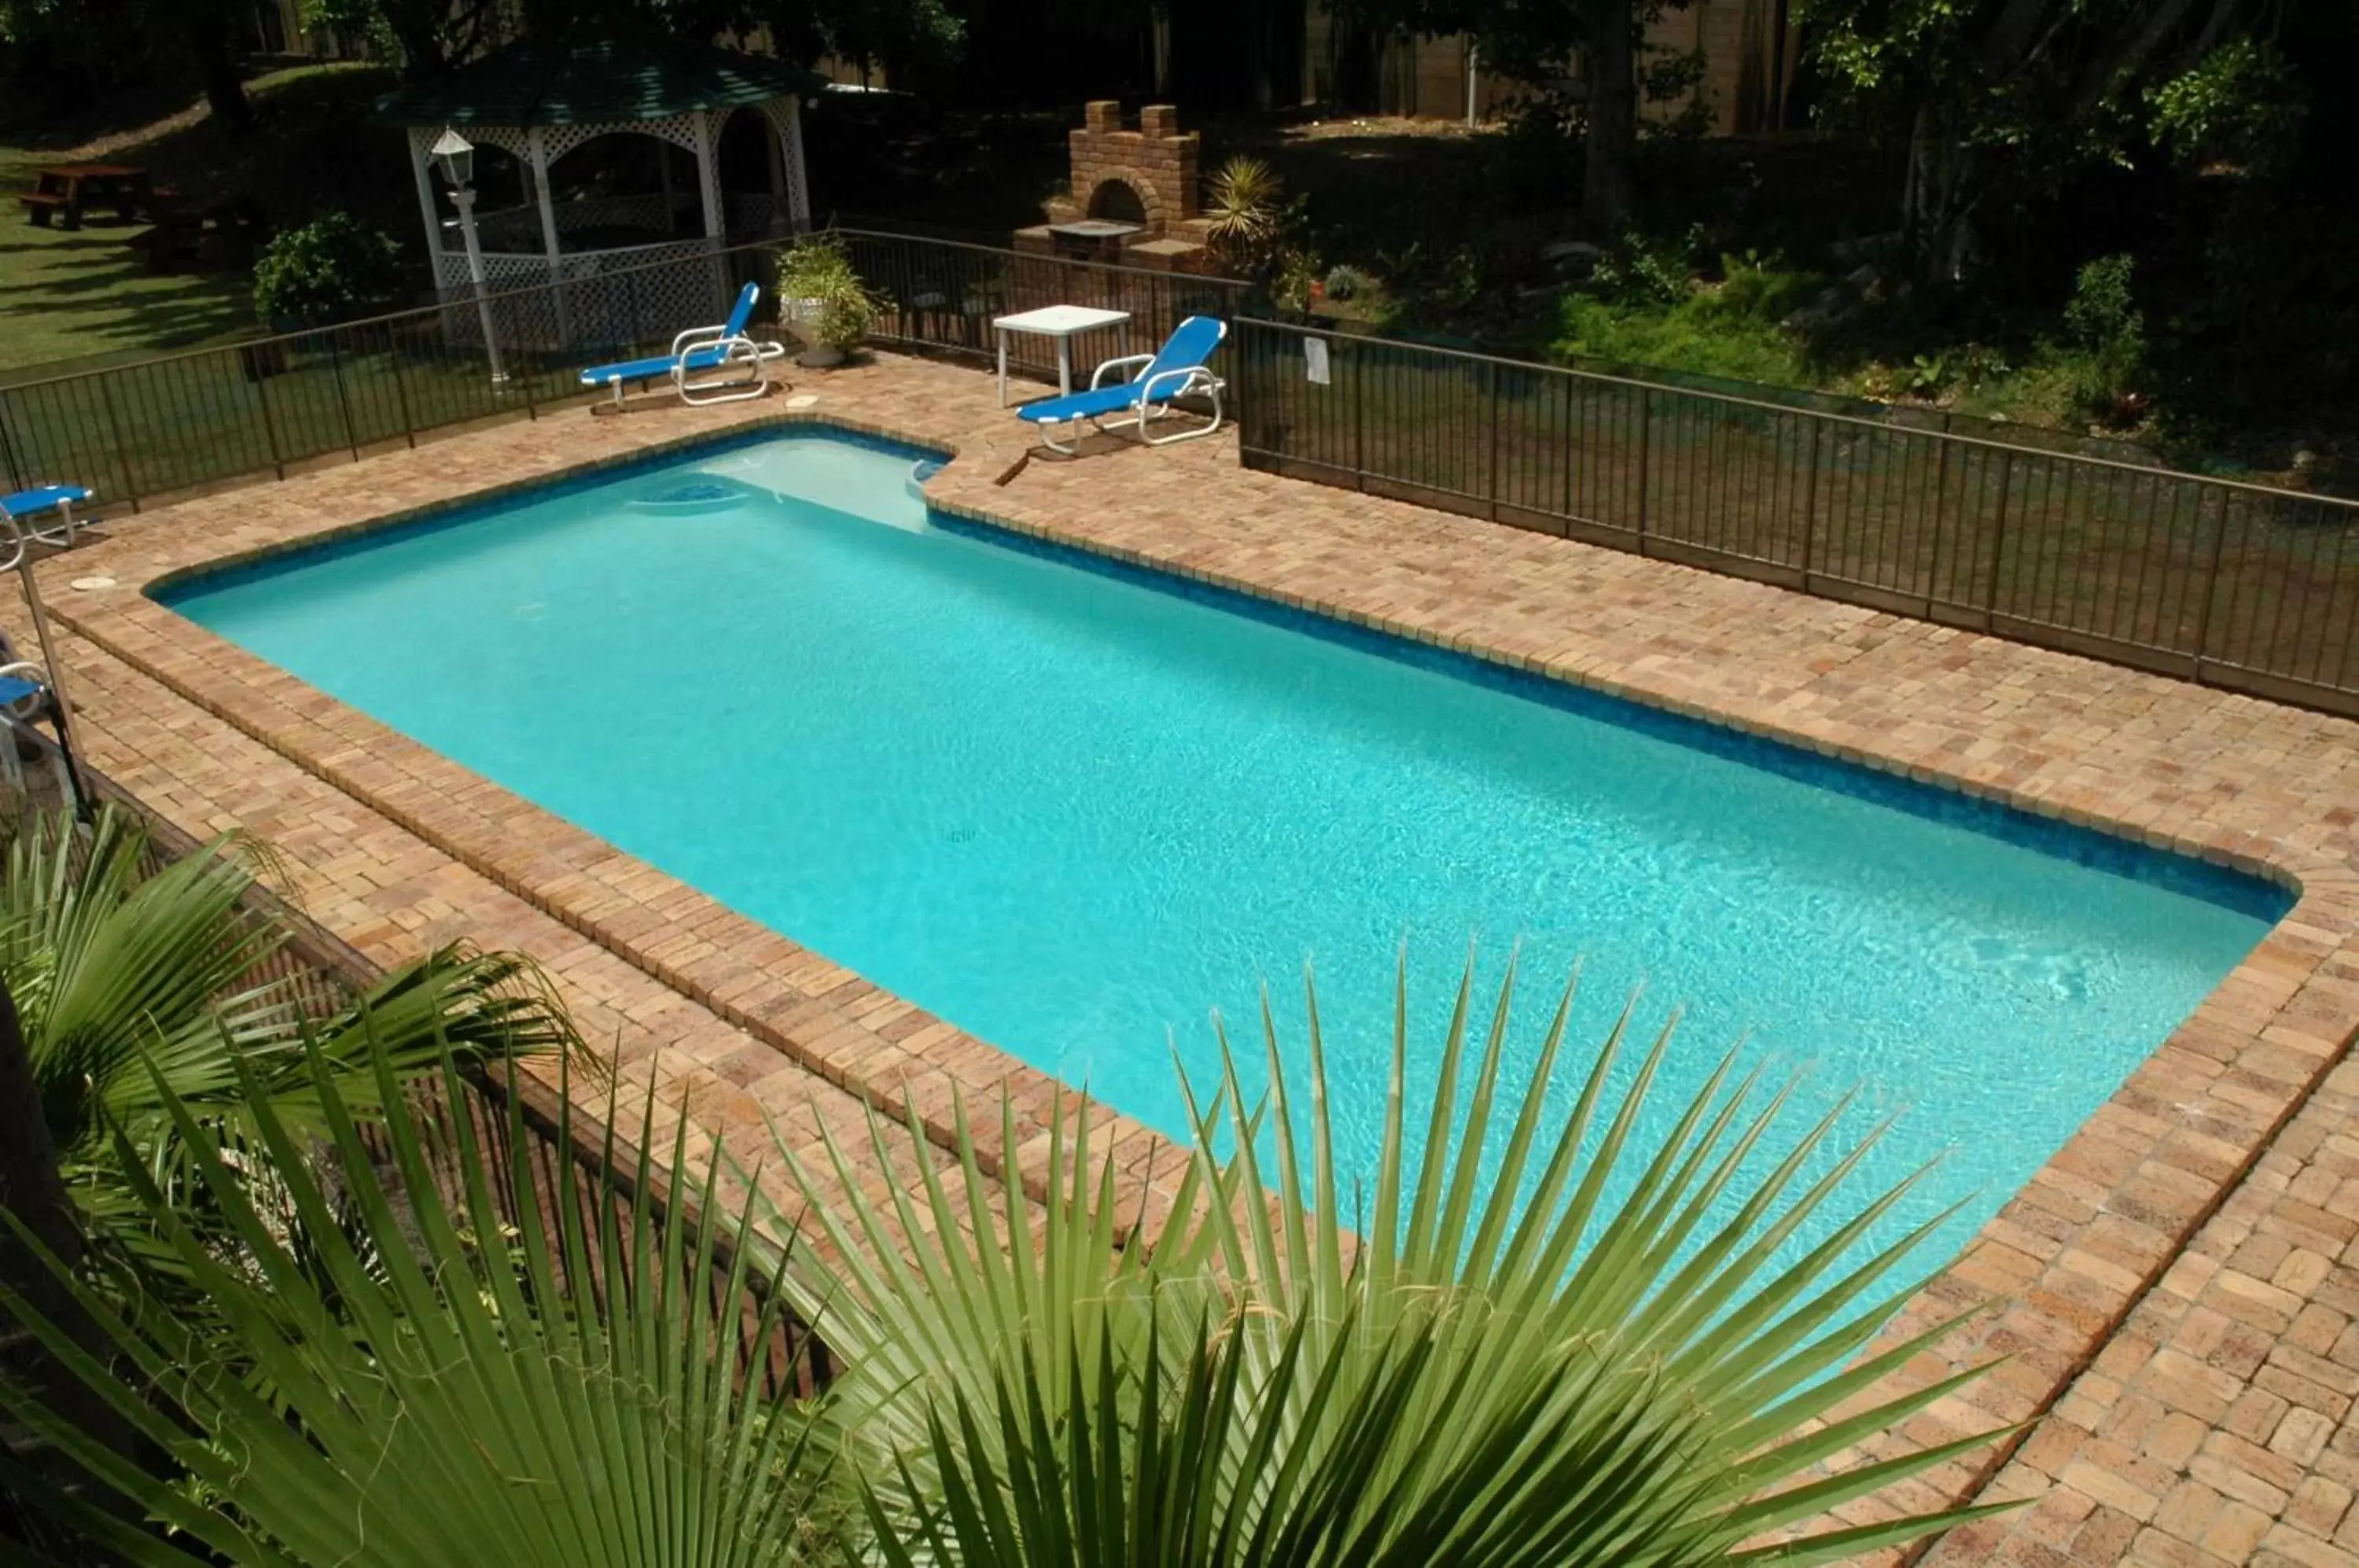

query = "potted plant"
[[773, 234, 883, 368]]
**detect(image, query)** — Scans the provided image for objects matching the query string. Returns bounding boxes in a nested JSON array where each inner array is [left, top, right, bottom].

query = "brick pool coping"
[[33, 354, 2359, 1560]]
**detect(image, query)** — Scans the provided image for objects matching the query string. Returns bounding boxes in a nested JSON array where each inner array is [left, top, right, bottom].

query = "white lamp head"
[[430, 127, 476, 190]]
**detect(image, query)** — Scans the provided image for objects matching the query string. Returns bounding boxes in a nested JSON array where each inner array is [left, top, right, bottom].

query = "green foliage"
[[2060, 254, 2147, 425], [775, 233, 884, 349], [786, 959, 2015, 1564], [1589, 223, 1702, 307], [2147, 39, 2307, 177], [0, 950, 2015, 1562], [250, 212, 401, 327], [1804, 0, 2285, 277], [1204, 155, 1302, 278], [1640, 46, 1713, 141], [0, 1033, 835, 1565], [1553, 252, 1824, 388], [1322, 262, 1374, 302], [0, 804, 579, 1256]]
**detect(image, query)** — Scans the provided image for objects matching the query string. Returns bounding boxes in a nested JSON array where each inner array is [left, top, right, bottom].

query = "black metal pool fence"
[[1232, 317, 2359, 716], [2, 225, 2354, 714]]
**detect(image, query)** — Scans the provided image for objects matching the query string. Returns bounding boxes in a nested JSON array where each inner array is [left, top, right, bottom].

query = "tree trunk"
[[1902, 99, 1978, 282], [184, 2, 254, 137], [1581, 3, 1638, 237], [0, 975, 135, 1481]]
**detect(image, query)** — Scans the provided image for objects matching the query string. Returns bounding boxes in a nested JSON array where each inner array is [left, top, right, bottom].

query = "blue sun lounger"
[[578, 281, 786, 413], [1014, 315, 1227, 455], [1, 482, 94, 547], [0, 484, 93, 718]]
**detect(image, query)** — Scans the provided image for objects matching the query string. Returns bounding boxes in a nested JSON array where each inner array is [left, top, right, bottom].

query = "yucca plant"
[[1202, 156, 1294, 276], [0, 1029, 834, 1565], [783, 960, 2018, 1564], [0, 804, 580, 1246]]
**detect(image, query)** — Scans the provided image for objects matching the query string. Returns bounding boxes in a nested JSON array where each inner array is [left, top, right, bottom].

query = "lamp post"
[[431, 127, 509, 385]]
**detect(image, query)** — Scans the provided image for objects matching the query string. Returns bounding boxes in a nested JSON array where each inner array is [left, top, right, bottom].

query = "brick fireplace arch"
[[1016, 101, 1214, 273]]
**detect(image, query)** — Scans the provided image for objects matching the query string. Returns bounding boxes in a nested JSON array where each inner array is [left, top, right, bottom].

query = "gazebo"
[[374, 34, 826, 347]]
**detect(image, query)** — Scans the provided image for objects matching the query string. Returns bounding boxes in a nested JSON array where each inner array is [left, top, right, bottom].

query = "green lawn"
[[0, 64, 409, 381]]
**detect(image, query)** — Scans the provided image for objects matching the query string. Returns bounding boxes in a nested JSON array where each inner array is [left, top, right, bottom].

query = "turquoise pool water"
[[167, 429, 2287, 1262]]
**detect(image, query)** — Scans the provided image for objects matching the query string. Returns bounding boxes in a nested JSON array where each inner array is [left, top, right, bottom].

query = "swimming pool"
[[164, 426, 2288, 1262]]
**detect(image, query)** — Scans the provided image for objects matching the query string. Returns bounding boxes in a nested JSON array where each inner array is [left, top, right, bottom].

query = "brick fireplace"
[[1015, 101, 1215, 273]]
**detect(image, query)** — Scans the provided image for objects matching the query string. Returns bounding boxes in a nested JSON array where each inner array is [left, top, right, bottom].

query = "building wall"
[[1302, 0, 1799, 135]]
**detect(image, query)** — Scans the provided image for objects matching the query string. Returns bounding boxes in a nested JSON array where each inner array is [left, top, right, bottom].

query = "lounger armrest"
[[1090, 352, 1156, 390], [669, 320, 731, 356], [1139, 366, 1221, 405], [675, 333, 785, 375]]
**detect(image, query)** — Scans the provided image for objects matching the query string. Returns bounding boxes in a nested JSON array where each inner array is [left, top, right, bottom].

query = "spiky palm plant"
[[0, 804, 579, 1244], [0, 956, 2016, 1565], [0, 1034, 833, 1566], [783, 961, 2017, 1564]]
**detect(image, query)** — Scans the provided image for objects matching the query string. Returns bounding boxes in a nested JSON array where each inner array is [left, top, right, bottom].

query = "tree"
[[300, 0, 502, 80], [0, 960, 2015, 1562], [308, 0, 965, 80], [0, 0, 253, 131], [1805, 0, 2302, 281], [1328, 0, 1664, 236]]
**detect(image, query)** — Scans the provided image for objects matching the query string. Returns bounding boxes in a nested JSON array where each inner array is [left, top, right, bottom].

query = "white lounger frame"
[[1032, 354, 1227, 455], [588, 324, 788, 414]]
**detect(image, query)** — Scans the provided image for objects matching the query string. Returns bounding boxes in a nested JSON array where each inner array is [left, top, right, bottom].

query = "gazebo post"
[[690, 108, 729, 309], [764, 115, 786, 234], [527, 127, 573, 343], [784, 98, 811, 232]]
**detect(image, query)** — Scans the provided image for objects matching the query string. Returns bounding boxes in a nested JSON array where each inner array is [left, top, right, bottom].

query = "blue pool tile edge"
[[923, 506, 2295, 924], [151, 423, 949, 606]]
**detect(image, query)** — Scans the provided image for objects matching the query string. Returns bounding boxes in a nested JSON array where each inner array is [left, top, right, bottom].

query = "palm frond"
[[0, 805, 582, 1254], [780, 957, 2015, 1562], [0, 1013, 834, 1566]]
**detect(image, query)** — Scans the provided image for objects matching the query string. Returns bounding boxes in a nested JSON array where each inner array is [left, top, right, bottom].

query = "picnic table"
[[18, 164, 163, 230]]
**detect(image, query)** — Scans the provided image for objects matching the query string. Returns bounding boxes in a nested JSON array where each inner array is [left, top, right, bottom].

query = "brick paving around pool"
[[19, 351, 2359, 1564]]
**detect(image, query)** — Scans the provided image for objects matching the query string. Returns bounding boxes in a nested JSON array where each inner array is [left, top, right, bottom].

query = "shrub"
[[1322, 263, 1374, 302], [1203, 156, 1305, 277], [2061, 253, 2147, 425], [251, 213, 402, 327], [1588, 223, 1703, 307]]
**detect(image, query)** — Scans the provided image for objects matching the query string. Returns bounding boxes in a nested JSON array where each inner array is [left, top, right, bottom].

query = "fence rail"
[[835, 227, 1252, 383], [0, 238, 792, 513], [1234, 317, 2359, 715], [0, 228, 1248, 517]]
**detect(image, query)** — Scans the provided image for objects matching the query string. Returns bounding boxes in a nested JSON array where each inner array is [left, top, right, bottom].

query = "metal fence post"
[[1633, 387, 1652, 547], [1352, 337, 1367, 492], [1485, 359, 1502, 521], [2189, 486, 2233, 671], [94, 373, 138, 512], [0, 388, 24, 495], [326, 333, 362, 461], [386, 324, 419, 449], [1925, 437, 1952, 609], [1800, 417, 1822, 583], [1982, 448, 2016, 628]]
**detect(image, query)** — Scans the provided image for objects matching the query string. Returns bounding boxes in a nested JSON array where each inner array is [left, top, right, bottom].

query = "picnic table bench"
[[17, 164, 164, 230]]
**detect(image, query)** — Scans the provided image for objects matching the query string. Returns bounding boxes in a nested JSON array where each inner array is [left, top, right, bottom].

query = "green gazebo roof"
[[373, 34, 829, 128]]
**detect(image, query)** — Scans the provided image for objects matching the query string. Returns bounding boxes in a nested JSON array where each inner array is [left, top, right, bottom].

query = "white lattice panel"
[[728, 192, 778, 234], [435, 252, 555, 290], [761, 98, 810, 230]]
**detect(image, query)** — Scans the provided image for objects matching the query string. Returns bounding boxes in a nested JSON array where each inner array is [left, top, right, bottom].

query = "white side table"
[[992, 305, 1132, 407]]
